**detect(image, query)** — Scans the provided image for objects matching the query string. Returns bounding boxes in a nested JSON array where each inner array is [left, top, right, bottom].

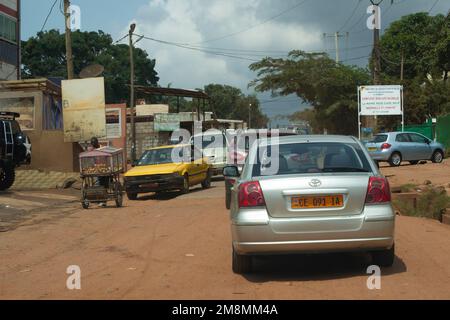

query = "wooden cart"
[[79, 147, 124, 209]]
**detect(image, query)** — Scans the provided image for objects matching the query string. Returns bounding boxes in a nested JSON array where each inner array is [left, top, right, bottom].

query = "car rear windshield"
[[251, 142, 373, 177], [370, 134, 388, 143]]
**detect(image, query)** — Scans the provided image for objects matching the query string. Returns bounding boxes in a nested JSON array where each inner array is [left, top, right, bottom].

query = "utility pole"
[[400, 50, 404, 81], [248, 103, 252, 129], [64, 0, 74, 79], [334, 32, 340, 63], [368, 0, 383, 135], [129, 23, 136, 163], [323, 32, 345, 63]]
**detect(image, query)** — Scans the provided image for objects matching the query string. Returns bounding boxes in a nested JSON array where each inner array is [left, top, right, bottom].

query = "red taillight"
[[365, 177, 391, 204], [238, 181, 266, 207], [380, 143, 391, 150]]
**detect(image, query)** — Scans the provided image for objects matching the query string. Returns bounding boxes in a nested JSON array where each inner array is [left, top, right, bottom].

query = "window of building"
[[0, 13, 17, 43]]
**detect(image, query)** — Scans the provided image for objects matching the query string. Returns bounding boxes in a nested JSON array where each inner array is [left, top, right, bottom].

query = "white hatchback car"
[[224, 135, 395, 274]]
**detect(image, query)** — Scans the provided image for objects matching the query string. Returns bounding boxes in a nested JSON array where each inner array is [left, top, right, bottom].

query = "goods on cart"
[[79, 147, 124, 209], [79, 147, 124, 176]]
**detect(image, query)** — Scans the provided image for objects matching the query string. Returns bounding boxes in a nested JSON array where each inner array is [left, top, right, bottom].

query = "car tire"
[[127, 192, 138, 200], [409, 160, 419, 165], [431, 150, 444, 163], [388, 152, 402, 167], [201, 170, 212, 189], [82, 201, 90, 209], [371, 244, 395, 267], [232, 248, 252, 274], [181, 174, 190, 194], [0, 163, 15, 191]]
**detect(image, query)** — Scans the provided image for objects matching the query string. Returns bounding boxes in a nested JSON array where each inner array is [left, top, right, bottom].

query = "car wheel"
[[0, 163, 15, 191], [371, 244, 395, 267], [409, 160, 419, 165], [181, 174, 189, 194], [431, 150, 444, 163], [201, 170, 212, 189], [127, 192, 138, 200], [82, 201, 90, 209], [232, 247, 252, 274], [388, 152, 402, 167]]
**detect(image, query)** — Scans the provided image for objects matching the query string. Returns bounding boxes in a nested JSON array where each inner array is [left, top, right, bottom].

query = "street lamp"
[[129, 23, 136, 163]]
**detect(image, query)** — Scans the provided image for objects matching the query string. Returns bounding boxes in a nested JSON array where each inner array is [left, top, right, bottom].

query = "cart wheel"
[[115, 182, 123, 207], [82, 201, 89, 209]]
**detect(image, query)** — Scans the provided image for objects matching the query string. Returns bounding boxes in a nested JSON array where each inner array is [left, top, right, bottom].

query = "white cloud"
[[124, 0, 322, 92]]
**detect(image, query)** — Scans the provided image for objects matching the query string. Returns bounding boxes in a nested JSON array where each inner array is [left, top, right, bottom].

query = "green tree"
[[203, 84, 268, 128], [21, 29, 159, 103], [249, 51, 370, 135], [379, 12, 449, 81], [377, 12, 450, 126]]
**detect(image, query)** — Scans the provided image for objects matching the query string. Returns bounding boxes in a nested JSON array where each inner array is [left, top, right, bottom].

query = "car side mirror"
[[131, 160, 138, 167], [223, 165, 239, 177]]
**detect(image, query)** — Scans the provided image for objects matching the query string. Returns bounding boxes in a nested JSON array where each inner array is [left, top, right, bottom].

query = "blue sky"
[[22, 0, 450, 126]]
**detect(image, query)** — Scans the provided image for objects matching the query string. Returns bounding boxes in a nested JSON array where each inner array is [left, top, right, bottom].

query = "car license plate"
[[291, 195, 344, 209], [367, 147, 377, 151]]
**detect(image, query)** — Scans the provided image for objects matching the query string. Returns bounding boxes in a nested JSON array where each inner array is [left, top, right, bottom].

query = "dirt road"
[[0, 162, 449, 299]]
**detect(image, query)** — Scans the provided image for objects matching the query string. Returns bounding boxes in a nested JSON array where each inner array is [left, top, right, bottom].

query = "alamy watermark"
[[169, 123, 280, 176], [66, 265, 81, 290], [367, 4, 381, 30], [66, 4, 81, 31], [366, 265, 381, 290]]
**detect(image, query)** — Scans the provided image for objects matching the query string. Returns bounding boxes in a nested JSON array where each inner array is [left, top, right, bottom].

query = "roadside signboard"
[[359, 85, 402, 115], [357, 85, 404, 139], [62, 77, 106, 142]]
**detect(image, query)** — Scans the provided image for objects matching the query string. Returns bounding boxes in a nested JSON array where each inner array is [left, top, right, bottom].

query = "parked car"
[[223, 135, 395, 274], [189, 130, 229, 176], [365, 132, 445, 167], [124, 144, 211, 200]]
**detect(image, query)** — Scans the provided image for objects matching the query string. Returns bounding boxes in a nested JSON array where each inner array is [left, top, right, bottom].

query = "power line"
[[338, 0, 363, 32], [428, 0, 440, 13], [195, 0, 309, 44], [136, 34, 260, 62], [114, 34, 129, 45], [40, 0, 59, 32]]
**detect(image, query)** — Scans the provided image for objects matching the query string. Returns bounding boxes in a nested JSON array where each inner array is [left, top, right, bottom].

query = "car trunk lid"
[[258, 173, 370, 218]]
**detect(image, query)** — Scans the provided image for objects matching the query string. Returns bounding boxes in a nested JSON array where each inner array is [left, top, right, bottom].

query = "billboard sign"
[[62, 77, 106, 142], [359, 85, 402, 115]]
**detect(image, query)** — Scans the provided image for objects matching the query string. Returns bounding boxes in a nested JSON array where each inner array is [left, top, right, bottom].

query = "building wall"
[[105, 103, 127, 165], [0, 0, 19, 81], [0, 89, 77, 172], [126, 120, 171, 161]]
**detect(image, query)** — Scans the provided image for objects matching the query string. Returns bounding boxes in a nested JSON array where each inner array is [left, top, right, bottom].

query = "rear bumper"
[[231, 205, 395, 255], [124, 176, 184, 193], [368, 150, 391, 161]]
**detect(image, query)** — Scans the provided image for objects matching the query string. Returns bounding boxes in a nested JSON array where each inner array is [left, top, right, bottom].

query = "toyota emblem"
[[309, 179, 322, 187]]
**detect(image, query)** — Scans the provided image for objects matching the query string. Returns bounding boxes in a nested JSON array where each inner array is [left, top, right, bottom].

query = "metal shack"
[[0, 78, 81, 172]]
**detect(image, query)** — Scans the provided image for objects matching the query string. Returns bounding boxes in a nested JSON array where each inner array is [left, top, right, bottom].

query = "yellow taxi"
[[124, 144, 211, 200]]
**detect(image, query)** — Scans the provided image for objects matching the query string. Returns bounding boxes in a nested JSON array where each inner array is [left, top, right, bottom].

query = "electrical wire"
[[428, 0, 440, 14], [39, 0, 59, 33], [114, 34, 129, 44], [338, 0, 363, 32], [194, 0, 309, 44]]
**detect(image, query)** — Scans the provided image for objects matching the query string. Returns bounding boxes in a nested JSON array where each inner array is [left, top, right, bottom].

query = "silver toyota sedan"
[[223, 135, 395, 274]]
